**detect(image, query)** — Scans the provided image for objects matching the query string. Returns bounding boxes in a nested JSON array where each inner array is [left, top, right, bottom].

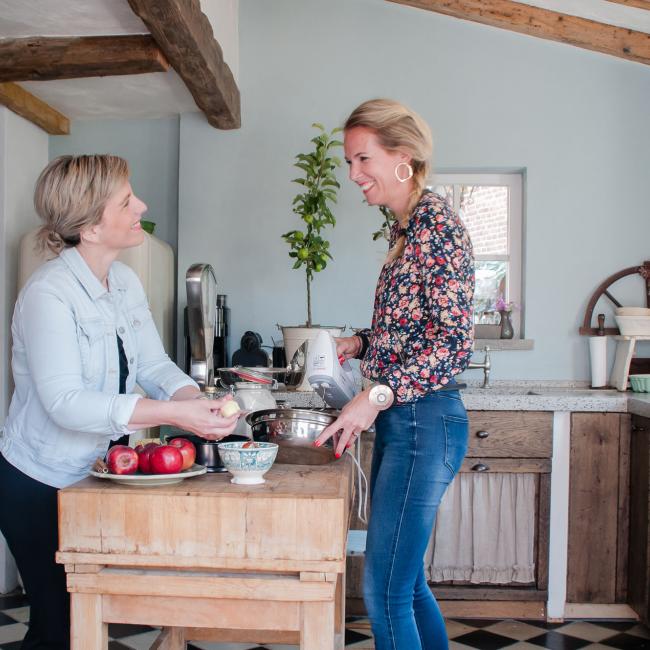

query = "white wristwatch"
[[368, 383, 395, 410]]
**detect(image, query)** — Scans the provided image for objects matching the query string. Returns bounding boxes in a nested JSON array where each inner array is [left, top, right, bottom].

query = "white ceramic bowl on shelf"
[[614, 314, 650, 336], [615, 307, 650, 317]]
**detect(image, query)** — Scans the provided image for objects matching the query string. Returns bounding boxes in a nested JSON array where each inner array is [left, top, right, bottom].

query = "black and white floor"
[[0, 593, 647, 649]]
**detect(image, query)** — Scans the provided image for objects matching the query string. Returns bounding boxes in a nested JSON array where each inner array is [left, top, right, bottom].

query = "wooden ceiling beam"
[[604, 0, 650, 10], [0, 82, 69, 135], [0, 35, 169, 82], [387, 0, 650, 65], [127, 0, 240, 129]]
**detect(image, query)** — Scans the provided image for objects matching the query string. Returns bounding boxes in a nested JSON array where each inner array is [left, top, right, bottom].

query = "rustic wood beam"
[[0, 35, 169, 82], [604, 0, 650, 10], [127, 0, 240, 129], [0, 82, 69, 135], [387, 0, 650, 65]]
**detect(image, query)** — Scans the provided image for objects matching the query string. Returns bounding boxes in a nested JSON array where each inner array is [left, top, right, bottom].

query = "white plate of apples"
[[91, 438, 207, 486]]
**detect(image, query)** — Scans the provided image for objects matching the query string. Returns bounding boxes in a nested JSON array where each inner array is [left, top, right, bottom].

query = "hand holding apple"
[[167, 397, 240, 441]]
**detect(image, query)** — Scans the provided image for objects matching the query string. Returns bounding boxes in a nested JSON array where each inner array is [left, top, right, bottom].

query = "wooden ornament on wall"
[[579, 261, 650, 336]]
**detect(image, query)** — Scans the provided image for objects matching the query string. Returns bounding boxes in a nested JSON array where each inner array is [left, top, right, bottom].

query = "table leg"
[[335, 572, 345, 649], [70, 593, 107, 650], [301, 601, 335, 650], [151, 627, 186, 650]]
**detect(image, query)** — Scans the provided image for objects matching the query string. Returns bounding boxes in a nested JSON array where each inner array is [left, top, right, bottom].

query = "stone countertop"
[[265, 384, 650, 414], [628, 393, 650, 418]]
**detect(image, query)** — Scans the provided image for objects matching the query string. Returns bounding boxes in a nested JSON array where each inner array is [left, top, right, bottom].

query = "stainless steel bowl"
[[246, 408, 340, 465], [165, 433, 248, 472]]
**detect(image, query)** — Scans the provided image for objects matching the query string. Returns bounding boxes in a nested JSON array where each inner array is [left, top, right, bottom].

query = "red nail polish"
[[314, 440, 321, 447], [335, 452, 341, 458]]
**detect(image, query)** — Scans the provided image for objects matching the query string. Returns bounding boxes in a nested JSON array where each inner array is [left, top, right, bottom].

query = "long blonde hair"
[[34, 154, 130, 255], [344, 98, 433, 260]]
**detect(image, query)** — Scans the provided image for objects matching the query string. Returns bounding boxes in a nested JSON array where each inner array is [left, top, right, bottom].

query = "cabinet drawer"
[[466, 411, 553, 458]]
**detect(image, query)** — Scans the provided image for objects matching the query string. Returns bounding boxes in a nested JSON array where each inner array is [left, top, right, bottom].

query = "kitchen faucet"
[[467, 346, 491, 388]]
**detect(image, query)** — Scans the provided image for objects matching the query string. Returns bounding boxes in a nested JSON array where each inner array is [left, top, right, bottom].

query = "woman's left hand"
[[314, 389, 380, 458]]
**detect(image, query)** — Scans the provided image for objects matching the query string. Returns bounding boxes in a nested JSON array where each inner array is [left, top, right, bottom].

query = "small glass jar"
[[202, 386, 218, 400]]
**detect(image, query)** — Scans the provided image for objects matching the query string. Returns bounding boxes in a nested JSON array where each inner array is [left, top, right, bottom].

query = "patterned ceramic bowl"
[[217, 441, 278, 485]]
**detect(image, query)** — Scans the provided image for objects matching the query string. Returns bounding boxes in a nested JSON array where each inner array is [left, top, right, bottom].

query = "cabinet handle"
[[471, 463, 490, 472], [476, 430, 490, 439]]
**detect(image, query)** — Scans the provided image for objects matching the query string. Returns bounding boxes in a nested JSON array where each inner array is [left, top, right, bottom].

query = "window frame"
[[431, 172, 524, 338]]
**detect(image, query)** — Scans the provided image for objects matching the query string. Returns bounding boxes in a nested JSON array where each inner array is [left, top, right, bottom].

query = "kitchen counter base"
[[58, 460, 353, 650]]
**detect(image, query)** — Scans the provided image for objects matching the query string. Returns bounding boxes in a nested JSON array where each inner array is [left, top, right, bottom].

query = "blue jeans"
[[363, 389, 468, 650]]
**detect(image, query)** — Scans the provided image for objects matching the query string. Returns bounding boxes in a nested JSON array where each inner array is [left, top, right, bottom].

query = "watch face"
[[370, 385, 393, 408]]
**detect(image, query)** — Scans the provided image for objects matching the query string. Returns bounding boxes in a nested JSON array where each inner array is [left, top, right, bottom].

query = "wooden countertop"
[[58, 458, 353, 572], [66, 460, 351, 499]]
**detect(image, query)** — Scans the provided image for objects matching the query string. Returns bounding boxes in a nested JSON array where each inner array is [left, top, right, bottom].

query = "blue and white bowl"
[[217, 441, 278, 485]]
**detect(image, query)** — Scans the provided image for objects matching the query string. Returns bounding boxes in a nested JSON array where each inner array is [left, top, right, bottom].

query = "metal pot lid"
[[220, 366, 273, 385]]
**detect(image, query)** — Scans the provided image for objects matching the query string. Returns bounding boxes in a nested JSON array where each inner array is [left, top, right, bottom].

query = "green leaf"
[[140, 219, 156, 234]]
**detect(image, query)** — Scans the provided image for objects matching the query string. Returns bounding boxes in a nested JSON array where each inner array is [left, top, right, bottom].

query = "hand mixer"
[[306, 330, 361, 408], [306, 330, 367, 522]]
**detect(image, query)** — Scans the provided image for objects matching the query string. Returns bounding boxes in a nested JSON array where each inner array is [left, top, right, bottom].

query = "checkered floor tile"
[[0, 592, 648, 649]]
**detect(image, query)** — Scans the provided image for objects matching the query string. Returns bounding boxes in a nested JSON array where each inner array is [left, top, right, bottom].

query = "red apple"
[[106, 445, 139, 475], [149, 445, 183, 474], [242, 441, 259, 449], [168, 438, 196, 471], [135, 443, 159, 474]]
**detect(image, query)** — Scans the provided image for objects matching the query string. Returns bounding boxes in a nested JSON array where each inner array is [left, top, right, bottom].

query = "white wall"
[[0, 108, 48, 419], [0, 107, 47, 593], [201, 0, 239, 83], [176, 0, 650, 380], [50, 117, 181, 251]]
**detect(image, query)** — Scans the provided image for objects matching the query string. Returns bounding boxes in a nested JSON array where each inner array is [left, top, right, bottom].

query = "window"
[[431, 173, 523, 337]]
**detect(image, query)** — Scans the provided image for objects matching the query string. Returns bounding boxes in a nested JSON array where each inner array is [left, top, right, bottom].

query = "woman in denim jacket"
[[0, 155, 239, 649], [315, 100, 474, 650]]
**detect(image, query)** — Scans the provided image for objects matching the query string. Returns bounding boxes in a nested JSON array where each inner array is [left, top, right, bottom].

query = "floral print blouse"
[[360, 190, 475, 403]]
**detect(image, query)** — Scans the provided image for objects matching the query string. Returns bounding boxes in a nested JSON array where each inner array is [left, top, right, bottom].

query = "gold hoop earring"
[[394, 162, 413, 183]]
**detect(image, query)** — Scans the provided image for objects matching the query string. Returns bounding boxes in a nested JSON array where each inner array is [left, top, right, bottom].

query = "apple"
[[106, 445, 139, 475], [168, 438, 196, 471], [135, 443, 158, 474], [149, 444, 183, 474], [242, 441, 259, 449], [220, 400, 241, 417]]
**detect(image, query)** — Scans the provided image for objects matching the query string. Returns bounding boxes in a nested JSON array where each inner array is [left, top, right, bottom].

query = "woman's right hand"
[[170, 396, 240, 441], [335, 335, 362, 361]]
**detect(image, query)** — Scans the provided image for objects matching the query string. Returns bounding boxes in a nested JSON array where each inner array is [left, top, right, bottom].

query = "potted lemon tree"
[[280, 123, 343, 385]]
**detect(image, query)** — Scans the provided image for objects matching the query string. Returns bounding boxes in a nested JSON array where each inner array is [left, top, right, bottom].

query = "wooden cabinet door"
[[628, 415, 650, 624], [566, 413, 630, 603]]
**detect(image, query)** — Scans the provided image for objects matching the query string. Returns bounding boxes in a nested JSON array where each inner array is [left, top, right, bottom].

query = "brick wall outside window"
[[460, 186, 508, 256]]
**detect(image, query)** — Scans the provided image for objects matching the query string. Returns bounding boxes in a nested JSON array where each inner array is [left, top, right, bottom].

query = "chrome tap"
[[468, 346, 491, 388]]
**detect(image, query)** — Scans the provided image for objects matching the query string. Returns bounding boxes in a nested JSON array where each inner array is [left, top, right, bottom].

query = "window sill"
[[474, 339, 534, 351]]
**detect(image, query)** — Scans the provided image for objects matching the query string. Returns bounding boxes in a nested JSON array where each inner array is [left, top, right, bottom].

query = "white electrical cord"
[[345, 437, 368, 524]]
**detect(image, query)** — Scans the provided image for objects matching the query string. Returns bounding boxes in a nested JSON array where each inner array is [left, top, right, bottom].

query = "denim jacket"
[[0, 247, 197, 488]]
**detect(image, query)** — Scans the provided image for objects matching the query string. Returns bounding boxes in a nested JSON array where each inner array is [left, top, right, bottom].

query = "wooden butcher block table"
[[56, 458, 353, 650]]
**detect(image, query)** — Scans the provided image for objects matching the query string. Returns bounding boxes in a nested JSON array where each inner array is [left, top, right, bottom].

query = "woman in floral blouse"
[[315, 99, 474, 650]]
